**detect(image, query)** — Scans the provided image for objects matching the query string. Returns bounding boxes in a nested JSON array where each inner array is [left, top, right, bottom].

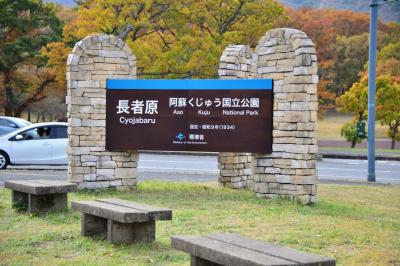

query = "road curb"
[[139, 150, 218, 156], [318, 179, 395, 186], [321, 153, 400, 161], [141, 150, 400, 161]]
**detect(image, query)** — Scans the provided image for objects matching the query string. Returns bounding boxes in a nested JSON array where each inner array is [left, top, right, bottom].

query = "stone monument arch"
[[253, 28, 318, 204], [217, 28, 318, 203], [66, 28, 318, 203], [66, 34, 138, 189]]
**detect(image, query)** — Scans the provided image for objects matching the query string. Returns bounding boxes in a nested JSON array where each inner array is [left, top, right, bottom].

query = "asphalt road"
[[1, 153, 399, 186], [139, 154, 400, 184]]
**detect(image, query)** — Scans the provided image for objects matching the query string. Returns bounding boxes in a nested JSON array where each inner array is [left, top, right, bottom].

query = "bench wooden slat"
[[71, 200, 149, 223], [172, 235, 295, 266], [97, 198, 172, 220], [207, 233, 335, 265], [4, 180, 76, 195]]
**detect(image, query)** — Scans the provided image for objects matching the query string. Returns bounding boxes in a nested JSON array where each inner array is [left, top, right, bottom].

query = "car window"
[[0, 119, 17, 128], [19, 120, 31, 127], [50, 126, 67, 139], [18, 126, 51, 140]]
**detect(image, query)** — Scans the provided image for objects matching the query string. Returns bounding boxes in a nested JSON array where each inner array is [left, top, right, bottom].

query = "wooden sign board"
[[106, 79, 273, 153]]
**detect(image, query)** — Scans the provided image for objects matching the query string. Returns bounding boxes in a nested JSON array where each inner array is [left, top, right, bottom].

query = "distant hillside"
[[278, 0, 400, 22], [48, 0, 400, 23]]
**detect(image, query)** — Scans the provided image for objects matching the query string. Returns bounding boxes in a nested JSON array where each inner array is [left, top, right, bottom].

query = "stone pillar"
[[252, 28, 318, 204], [217, 45, 255, 189], [66, 34, 138, 189]]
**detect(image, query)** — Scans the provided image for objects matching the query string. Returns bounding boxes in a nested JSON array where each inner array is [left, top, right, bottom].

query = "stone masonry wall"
[[66, 34, 138, 189], [218, 29, 318, 203], [217, 45, 254, 189], [252, 28, 318, 204]]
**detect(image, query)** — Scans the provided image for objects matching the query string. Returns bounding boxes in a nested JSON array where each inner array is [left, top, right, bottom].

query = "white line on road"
[[347, 162, 360, 165], [319, 174, 400, 181], [3, 172, 60, 177], [319, 167, 394, 173]]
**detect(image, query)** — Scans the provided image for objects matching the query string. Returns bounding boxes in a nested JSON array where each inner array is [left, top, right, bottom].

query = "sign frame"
[[106, 79, 273, 153]]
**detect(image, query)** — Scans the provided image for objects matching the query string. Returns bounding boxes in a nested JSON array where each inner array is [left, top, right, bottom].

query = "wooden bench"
[[4, 179, 77, 215], [71, 198, 172, 244], [172, 233, 336, 266]]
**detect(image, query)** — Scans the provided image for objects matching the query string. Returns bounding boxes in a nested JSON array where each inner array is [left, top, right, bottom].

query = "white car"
[[0, 116, 32, 136], [0, 122, 68, 169]]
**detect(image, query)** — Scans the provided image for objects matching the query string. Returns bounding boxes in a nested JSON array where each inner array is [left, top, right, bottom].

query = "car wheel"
[[0, 151, 9, 169]]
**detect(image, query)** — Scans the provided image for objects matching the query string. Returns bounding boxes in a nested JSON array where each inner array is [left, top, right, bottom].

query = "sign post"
[[367, 0, 378, 182], [106, 79, 273, 153]]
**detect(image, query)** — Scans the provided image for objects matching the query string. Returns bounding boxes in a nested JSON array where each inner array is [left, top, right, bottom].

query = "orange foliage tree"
[[274, 7, 399, 117]]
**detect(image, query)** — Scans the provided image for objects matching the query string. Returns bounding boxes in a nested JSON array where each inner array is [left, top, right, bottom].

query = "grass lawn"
[[319, 146, 400, 155], [0, 181, 399, 265], [318, 112, 388, 140]]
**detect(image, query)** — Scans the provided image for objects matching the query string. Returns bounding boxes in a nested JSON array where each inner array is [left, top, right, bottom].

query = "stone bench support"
[[81, 213, 108, 236], [81, 213, 156, 243], [5, 180, 77, 215], [107, 219, 155, 243], [72, 198, 171, 244]]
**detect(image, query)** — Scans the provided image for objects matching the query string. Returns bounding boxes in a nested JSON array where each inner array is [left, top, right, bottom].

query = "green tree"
[[336, 77, 368, 147], [340, 121, 363, 148], [0, 0, 62, 116], [377, 41, 400, 82], [380, 41, 400, 61], [336, 77, 368, 121], [329, 33, 369, 96], [376, 76, 400, 150], [338, 76, 400, 149]]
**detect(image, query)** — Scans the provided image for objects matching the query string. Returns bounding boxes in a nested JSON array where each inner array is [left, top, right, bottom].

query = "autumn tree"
[[38, 5, 77, 95], [9, 66, 58, 117], [41, 41, 70, 89], [274, 7, 400, 116], [277, 8, 372, 65], [63, 0, 173, 43], [376, 76, 400, 150], [62, 0, 284, 78], [379, 22, 400, 47], [178, 0, 284, 47], [0, 0, 62, 116], [377, 41, 400, 82]]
